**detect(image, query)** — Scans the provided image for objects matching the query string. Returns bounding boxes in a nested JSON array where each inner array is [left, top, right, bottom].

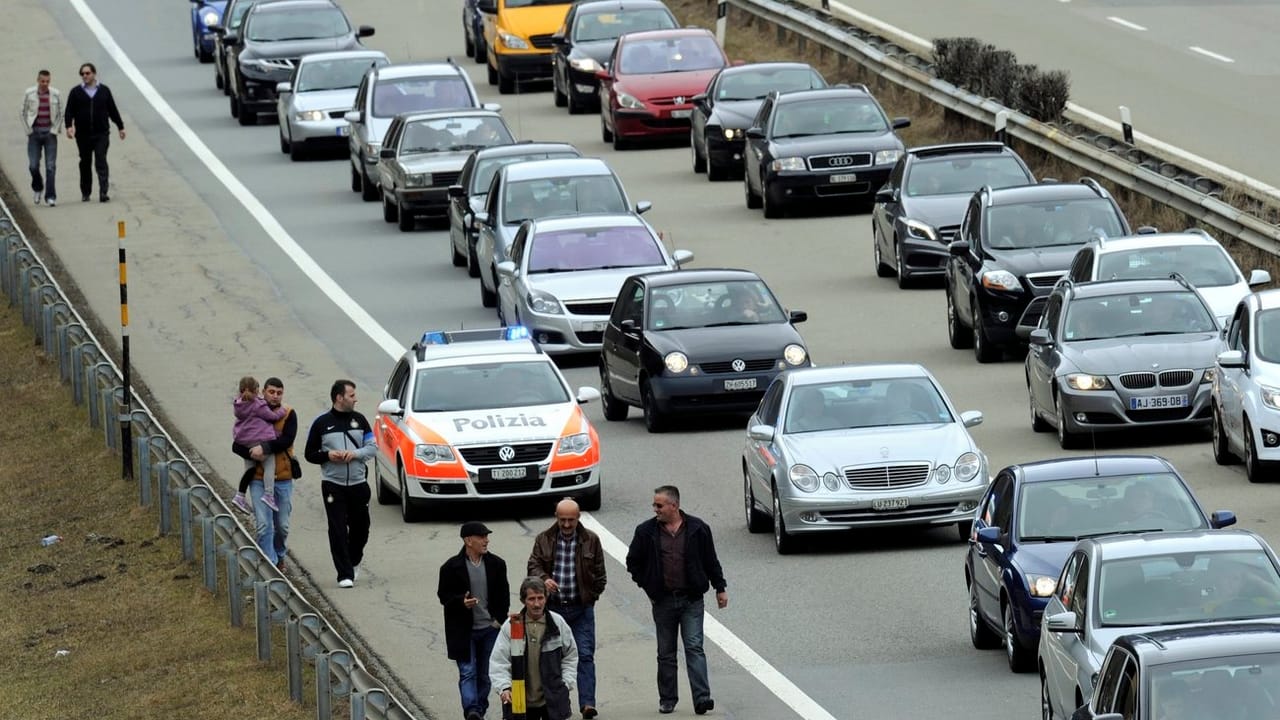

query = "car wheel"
[[873, 224, 894, 278], [744, 172, 762, 209], [947, 291, 973, 349], [744, 472, 769, 533], [600, 365, 629, 422], [375, 460, 396, 504], [397, 201, 414, 232], [641, 379, 667, 433], [1040, 672, 1054, 720], [487, 61, 498, 86], [480, 268, 498, 308], [566, 83, 587, 115], [474, 36, 487, 63], [707, 157, 728, 182], [382, 194, 398, 223], [894, 239, 911, 289], [761, 181, 784, 219], [956, 521, 973, 541], [288, 133, 305, 161], [465, 32, 475, 59], [968, 580, 1001, 649], [1004, 603, 1034, 673], [498, 71, 516, 95], [771, 488, 796, 554], [1055, 392, 1082, 450], [600, 113, 614, 143], [578, 483, 602, 511], [1029, 376, 1050, 432], [451, 236, 467, 267], [611, 127, 630, 151], [399, 464, 423, 522], [466, 238, 481, 278], [691, 131, 706, 173], [553, 73, 568, 107], [229, 93, 240, 118], [360, 165, 378, 202], [279, 130, 290, 154], [972, 299, 1001, 363], [215, 68, 224, 91], [1212, 404, 1239, 464], [1245, 418, 1268, 483], [350, 164, 362, 193]]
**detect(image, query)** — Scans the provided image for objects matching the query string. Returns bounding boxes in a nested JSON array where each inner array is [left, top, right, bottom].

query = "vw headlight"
[[904, 219, 938, 242], [1262, 385, 1280, 411], [783, 344, 808, 366], [980, 269, 1021, 292], [569, 57, 601, 73], [933, 464, 951, 484], [616, 91, 644, 109], [201, 10, 220, 27], [1201, 368, 1215, 384], [722, 128, 736, 140], [875, 149, 902, 165], [663, 352, 689, 374], [498, 30, 529, 49], [528, 290, 563, 315], [415, 444, 454, 463], [1027, 574, 1058, 598], [557, 432, 591, 455], [954, 452, 981, 482], [788, 464, 819, 492], [405, 173, 428, 188], [296, 110, 326, 122], [770, 157, 806, 172], [1065, 373, 1111, 391]]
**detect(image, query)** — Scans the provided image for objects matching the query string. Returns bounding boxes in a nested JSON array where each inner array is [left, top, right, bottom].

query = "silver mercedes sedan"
[[742, 363, 989, 553], [276, 49, 389, 160]]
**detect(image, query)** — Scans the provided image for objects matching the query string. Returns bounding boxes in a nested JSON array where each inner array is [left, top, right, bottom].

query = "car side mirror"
[[891, 116, 911, 129], [975, 526, 1000, 544], [620, 318, 640, 334], [477, 0, 497, 12], [1029, 328, 1052, 346], [874, 187, 896, 204], [745, 127, 765, 140], [357, 25, 375, 38], [496, 260, 517, 278], [276, 81, 292, 94], [551, 34, 566, 46], [691, 92, 707, 106], [1210, 510, 1237, 529], [595, 69, 612, 81], [379, 147, 395, 159], [1217, 349, 1246, 369], [635, 200, 652, 215], [1135, 225, 1159, 235], [473, 210, 490, 227], [948, 240, 971, 256], [222, 33, 240, 46], [788, 309, 807, 324], [1044, 611, 1079, 633], [1092, 715, 1123, 720], [448, 185, 466, 198], [960, 410, 983, 428], [748, 424, 774, 442], [344, 110, 362, 124], [1249, 269, 1272, 286], [376, 398, 404, 416], [483, 102, 503, 112], [208, 23, 225, 34], [672, 249, 694, 267], [576, 387, 602, 404]]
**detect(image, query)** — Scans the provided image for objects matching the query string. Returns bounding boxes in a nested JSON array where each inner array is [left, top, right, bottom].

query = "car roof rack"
[[1168, 271, 1194, 291], [979, 184, 994, 207], [1184, 227, 1214, 241], [908, 142, 1006, 158], [1079, 177, 1109, 198], [412, 326, 541, 361]]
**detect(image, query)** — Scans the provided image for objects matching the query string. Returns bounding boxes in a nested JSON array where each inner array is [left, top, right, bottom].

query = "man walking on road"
[[20, 69, 62, 207], [626, 485, 729, 716], [63, 62, 125, 203], [527, 498, 605, 719], [303, 379, 376, 588], [438, 522, 510, 720], [248, 377, 299, 571], [490, 577, 580, 720]]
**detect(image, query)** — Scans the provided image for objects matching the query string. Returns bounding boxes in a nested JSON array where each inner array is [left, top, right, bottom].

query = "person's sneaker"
[[338, 578, 354, 588], [260, 493, 279, 511], [465, 712, 483, 720], [694, 699, 715, 715], [99, 194, 110, 203], [33, 192, 41, 204], [82, 195, 90, 202], [582, 706, 598, 718], [658, 703, 675, 714], [46, 198, 56, 207], [231, 493, 251, 514]]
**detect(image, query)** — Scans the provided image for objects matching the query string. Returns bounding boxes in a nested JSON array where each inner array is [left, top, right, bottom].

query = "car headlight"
[[1261, 385, 1280, 411], [557, 432, 591, 455], [783, 344, 808, 366], [980, 269, 1021, 292], [822, 472, 840, 491], [1201, 368, 1215, 384], [1065, 373, 1112, 391], [954, 452, 981, 482], [295, 110, 326, 122], [875, 149, 902, 165], [788, 464, 820, 492], [663, 351, 689, 374], [239, 58, 270, 73], [933, 464, 951, 484], [904, 219, 938, 242], [770, 156, 806, 172], [722, 128, 736, 140], [201, 10, 220, 26], [415, 444, 455, 463], [528, 290, 563, 315], [616, 91, 645, 109], [405, 173, 428, 188], [498, 30, 529, 49], [1027, 574, 1058, 598], [364, 142, 380, 158], [569, 57, 601, 72]]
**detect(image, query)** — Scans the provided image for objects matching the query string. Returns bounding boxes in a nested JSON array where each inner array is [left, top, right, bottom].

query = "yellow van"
[[477, 0, 574, 94]]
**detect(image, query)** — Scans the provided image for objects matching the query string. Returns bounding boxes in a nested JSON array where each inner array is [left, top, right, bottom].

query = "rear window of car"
[[412, 361, 569, 411], [573, 8, 677, 42], [905, 155, 1032, 197], [373, 76, 474, 117], [1096, 245, 1239, 288], [1016, 472, 1206, 541]]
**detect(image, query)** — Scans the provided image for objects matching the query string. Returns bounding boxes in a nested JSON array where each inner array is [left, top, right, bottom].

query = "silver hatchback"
[[276, 49, 388, 160]]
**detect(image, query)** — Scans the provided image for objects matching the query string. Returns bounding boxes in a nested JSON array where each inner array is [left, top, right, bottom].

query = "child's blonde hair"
[[238, 376, 259, 395]]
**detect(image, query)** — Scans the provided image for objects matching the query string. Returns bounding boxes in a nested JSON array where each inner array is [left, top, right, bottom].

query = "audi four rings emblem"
[[498, 445, 516, 462], [827, 156, 855, 167], [731, 358, 746, 372]]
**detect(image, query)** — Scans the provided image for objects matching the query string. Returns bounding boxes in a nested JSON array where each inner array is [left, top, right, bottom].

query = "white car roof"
[[416, 350, 552, 369], [1093, 232, 1221, 254], [531, 214, 646, 233], [787, 363, 931, 386], [1252, 287, 1280, 312], [376, 62, 464, 81], [298, 49, 387, 64]]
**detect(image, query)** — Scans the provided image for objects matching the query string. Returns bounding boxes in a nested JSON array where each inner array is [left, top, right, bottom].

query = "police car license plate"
[[724, 378, 757, 391], [829, 173, 857, 183], [671, 109, 692, 119], [872, 497, 909, 511], [486, 466, 529, 480], [336, 126, 349, 137], [1130, 395, 1187, 410]]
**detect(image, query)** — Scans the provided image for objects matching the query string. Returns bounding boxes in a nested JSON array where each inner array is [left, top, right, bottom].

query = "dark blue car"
[[963, 455, 1235, 673], [190, 0, 228, 63]]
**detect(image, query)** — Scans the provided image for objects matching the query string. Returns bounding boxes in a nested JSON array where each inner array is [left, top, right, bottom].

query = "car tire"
[[1055, 393, 1082, 450], [1004, 603, 1035, 673], [498, 71, 516, 95], [481, 269, 498, 308], [956, 521, 972, 541], [360, 165, 378, 202], [279, 130, 290, 154], [873, 224, 894, 278], [1029, 377, 1051, 432], [1245, 418, 1268, 483], [968, 580, 1001, 649], [894, 239, 911, 289], [771, 488, 795, 554], [1212, 404, 1239, 465], [382, 194, 398, 223], [465, 33, 475, 59], [691, 132, 706, 174], [972, 298, 1001, 363], [761, 181, 784, 219], [744, 472, 769, 533], [641, 379, 667, 433], [451, 237, 467, 267], [229, 93, 240, 118], [215, 68, 224, 90], [237, 96, 256, 126], [707, 158, 728, 182], [567, 84, 588, 115], [553, 75, 568, 107], [399, 464, 423, 523], [474, 37, 487, 63], [600, 366, 629, 422], [467, 238, 481, 278], [397, 201, 414, 232], [375, 461, 397, 505], [578, 483, 602, 511], [611, 128, 630, 151], [487, 61, 498, 86], [744, 173, 762, 209], [350, 164, 362, 193], [1040, 672, 1054, 720], [946, 291, 973, 349], [600, 113, 614, 143]]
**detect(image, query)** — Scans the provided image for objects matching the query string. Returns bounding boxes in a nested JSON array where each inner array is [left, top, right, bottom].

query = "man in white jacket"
[[490, 577, 579, 720], [19, 70, 63, 206]]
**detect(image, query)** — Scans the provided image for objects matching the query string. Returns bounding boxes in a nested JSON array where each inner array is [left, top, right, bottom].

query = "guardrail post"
[[1120, 105, 1134, 144], [226, 547, 246, 627], [716, 0, 728, 45], [137, 434, 153, 506], [316, 651, 334, 720], [202, 516, 218, 592], [287, 616, 304, 703], [995, 109, 1009, 146], [351, 690, 369, 720], [157, 453, 173, 534], [256, 580, 274, 661], [102, 385, 119, 449], [178, 487, 194, 559]]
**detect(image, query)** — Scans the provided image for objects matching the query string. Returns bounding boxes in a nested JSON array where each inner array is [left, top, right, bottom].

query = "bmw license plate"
[[336, 125, 350, 137], [483, 465, 532, 481], [829, 173, 857, 183], [724, 378, 757, 391], [1130, 395, 1187, 410], [872, 497, 909, 511], [671, 109, 692, 119]]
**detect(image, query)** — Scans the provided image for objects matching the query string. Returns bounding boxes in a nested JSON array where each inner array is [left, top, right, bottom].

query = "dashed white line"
[[1106, 16, 1148, 32], [1189, 46, 1235, 63]]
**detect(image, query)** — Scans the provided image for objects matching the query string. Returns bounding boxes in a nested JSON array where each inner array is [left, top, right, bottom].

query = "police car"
[[373, 327, 603, 521]]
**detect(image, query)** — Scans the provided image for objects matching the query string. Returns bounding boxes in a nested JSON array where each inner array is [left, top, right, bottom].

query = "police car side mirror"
[[376, 399, 404, 416], [576, 387, 602, 404]]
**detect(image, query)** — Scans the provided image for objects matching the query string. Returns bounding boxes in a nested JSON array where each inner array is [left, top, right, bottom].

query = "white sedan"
[[1213, 287, 1280, 482], [276, 50, 388, 160]]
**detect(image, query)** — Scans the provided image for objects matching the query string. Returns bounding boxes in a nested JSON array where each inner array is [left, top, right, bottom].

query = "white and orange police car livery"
[[373, 326, 603, 521]]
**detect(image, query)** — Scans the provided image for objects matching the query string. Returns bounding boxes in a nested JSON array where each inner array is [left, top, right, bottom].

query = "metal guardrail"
[[0, 200, 416, 720], [726, 0, 1280, 256]]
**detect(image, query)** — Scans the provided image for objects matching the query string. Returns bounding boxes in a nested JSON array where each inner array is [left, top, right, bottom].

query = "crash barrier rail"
[[0, 200, 416, 720], [725, 0, 1280, 257]]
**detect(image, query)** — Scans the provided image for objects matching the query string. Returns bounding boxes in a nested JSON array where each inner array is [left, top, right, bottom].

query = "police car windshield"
[[412, 361, 569, 411]]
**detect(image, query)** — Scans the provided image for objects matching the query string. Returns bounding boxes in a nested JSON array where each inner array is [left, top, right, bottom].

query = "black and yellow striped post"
[[509, 615, 527, 719], [118, 220, 133, 480]]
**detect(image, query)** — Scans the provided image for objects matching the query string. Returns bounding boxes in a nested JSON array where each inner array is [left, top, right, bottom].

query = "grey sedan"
[[742, 364, 988, 554], [276, 50, 388, 160]]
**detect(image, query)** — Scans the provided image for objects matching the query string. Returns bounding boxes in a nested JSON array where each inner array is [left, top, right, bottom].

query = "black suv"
[[226, 0, 373, 125], [742, 85, 909, 218], [944, 179, 1130, 363]]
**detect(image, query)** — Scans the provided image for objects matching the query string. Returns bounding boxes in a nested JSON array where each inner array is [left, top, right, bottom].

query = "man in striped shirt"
[[20, 70, 62, 206]]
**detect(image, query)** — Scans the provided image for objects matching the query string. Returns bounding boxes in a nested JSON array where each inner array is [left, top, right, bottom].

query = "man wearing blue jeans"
[[439, 522, 509, 720], [20, 70, 62, 206], [246, 377, 297, 569]]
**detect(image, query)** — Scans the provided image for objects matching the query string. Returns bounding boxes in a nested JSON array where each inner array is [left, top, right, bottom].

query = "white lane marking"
[[67, 1, 838, 718], [827, 0, 931, 52], [1190, 46, 1235, 63], [1106, 16, 1147, 32]]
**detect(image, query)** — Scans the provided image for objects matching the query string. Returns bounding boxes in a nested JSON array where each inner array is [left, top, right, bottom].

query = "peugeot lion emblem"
[[828, 156, 855, 167], [731, 358, 746, 372], [674, 96, 685, 105], [498, 445, 516, 462]]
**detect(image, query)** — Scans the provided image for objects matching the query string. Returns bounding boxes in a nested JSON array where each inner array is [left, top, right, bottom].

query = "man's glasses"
[[80, 71, 93, 76]]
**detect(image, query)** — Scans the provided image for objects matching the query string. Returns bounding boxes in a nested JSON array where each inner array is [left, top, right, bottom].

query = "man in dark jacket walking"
[[626, 485, 728, 716], [63, 62, 125, 203], [439, 522, 510, 720]]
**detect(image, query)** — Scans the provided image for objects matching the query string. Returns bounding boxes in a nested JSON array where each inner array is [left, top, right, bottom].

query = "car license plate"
[[581, 320, 607, 332], [724, 378, 757, 391], [829, 173, 857, 183], [1129, 395, 1187, 410], [336, 126, 349, 137], [671, 109, 692, 119], [872, 497, 909, 511], [487, 466, 528, 480]]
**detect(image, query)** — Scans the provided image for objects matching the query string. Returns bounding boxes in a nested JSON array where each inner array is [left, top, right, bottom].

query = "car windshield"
[[373, 77, 473, 118], [647, 280, 785, 330], [1017, 473, 1206, 541], [246, 7, 349, 41], [1148, 653, 1280, 720], [295, 57, 383, 92], [905, 156, 1032, 197], [716, 67, 824, 101], [1063, 290, 1216, 341], [528, 226, 666, 273], [503, 175, 627, 224], [412, 361, 569, 411], [399, 117, 513, 155], [618, 36, 725, 74], [771, 97, 888, 138], [1097, 550, 1280, 627], [1257, 309, 1280, 364], [986, 198, 1126, 250], [1096, 245, 1241, 288], [471, 151, 580, 194], [784, 376, 952, 433], [573, 9, 676, 42]]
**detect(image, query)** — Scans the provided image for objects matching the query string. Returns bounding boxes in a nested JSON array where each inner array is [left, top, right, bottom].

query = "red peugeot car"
[[597, 28, 727, 150]]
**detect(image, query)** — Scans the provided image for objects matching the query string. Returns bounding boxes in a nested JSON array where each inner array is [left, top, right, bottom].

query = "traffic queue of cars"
[[194, 2, 1280, 717]]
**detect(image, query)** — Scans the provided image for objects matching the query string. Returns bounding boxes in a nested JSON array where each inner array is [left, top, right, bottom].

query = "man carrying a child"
[[231, 376, 299, 571]]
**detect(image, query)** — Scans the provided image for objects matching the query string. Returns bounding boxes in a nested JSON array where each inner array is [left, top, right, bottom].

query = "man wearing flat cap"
[[438, 521, 510, 720]]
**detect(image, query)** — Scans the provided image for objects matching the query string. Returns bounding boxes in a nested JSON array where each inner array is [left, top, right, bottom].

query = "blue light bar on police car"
[[419, 326, 534, 346]]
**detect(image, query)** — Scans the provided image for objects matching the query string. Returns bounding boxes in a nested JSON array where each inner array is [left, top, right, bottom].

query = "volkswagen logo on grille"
[[498, 445, 516, 462], [674, 96, 685, 105], [827, 155, 855, 167], [731, 358, 746, 372]]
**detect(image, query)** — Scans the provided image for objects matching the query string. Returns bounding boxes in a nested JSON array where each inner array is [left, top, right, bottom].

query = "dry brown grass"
[[0, 302, 311, 720], [670, 0, 1280, 285]]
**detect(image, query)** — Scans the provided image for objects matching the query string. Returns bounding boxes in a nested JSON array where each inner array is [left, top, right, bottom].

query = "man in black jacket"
[[626, 485, 729, 716], [63, 62, 125, 203], [438, 522, 510, 720]]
